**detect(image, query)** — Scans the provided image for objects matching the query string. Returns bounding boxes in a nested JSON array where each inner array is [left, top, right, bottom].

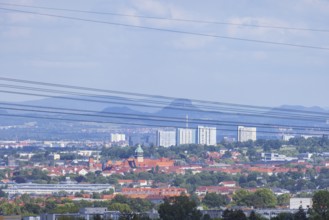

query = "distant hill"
[[264, 105, 329, 125], [20, 96, 110, 112], [102, 106, 144, 115], [19, 96, 164, 113], [273, 105, 329, 113], [0, 96, 328, 139], [155, 98, 203, 117]]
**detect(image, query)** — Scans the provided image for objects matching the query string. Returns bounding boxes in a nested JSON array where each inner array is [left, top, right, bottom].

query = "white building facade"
[[237, 126, 257, 142], [177, 128, 196, 145], [3, 183, 115, 196], [197, 126, 216, 145], [110, 133, 126, 142], [290, 198, 312, 209], [156, 130, 176, 147]]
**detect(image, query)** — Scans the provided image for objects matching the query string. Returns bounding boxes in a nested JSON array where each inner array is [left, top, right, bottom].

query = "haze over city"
[[0, 0, 329, 107], [1, 1, 329, 220]]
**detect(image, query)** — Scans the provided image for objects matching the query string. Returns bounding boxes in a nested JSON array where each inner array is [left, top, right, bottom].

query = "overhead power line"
[[0, 78, 328, 136], [0, 2, 328, 33], [0, 88, 327, 123], [0, 76, 328, 117], [0, 7, 328, 51], [0, 83, 328, 121], [0, 113, 327, 136], [0, 102, 328, 132]]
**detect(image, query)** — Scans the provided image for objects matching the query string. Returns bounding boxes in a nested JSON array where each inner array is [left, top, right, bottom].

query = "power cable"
[[0, 2, 328, 33], [0, 83, 328, 121], [0, 103, 328, 132], [0, 89, 327, 123], [0, 7, 328, 51], [0, 113, 327, 136], [0, 77, 328, 117]]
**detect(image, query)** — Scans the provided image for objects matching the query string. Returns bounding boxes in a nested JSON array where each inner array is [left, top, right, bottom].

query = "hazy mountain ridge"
[[1, 97, 328, 139]]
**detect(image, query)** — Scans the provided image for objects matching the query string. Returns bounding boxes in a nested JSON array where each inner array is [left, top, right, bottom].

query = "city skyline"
[[0, 0, 328, 107], [1, 1, 329, 219]]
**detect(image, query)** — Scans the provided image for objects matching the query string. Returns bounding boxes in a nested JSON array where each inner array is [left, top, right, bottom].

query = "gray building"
[[177, 128, 196, 145], [156, 130, 176, 147], [238, 126, 257, 142]]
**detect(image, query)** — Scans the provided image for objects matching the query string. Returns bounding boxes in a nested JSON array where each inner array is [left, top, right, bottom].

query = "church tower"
[[135, 145, 144, 163]]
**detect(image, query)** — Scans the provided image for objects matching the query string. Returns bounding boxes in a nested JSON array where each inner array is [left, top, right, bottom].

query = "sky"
[[0, 0, 329, 108]]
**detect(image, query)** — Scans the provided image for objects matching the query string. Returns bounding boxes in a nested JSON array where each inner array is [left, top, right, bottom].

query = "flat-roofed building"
[[110, 133, 126, 142], [3, 183, 114, 196], [177, 128, 196, 145], [197, 126, 216, 145], [237, 126, 257, 142], [156, 130, 176, 147], [290, 198, 312, 209]]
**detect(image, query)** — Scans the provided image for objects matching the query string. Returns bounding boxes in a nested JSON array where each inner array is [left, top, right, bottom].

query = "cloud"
[[172, 35, 215, 49], [2, 27, 31, 38], [26, 60, 99, 69], [132, 0, 171, 17], [301, 0, 329, 12], [117, 0, 197, 29], [226, 17, 289, 38], [1, 0, 58, 24]]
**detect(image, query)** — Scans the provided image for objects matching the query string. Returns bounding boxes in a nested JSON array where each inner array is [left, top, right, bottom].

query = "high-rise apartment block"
[[110, 133, 126, 142], [237, 126, 257, 142], [177, 128, 196, 145], [197, 126, 217, 145], [156, 130, 176, 147]]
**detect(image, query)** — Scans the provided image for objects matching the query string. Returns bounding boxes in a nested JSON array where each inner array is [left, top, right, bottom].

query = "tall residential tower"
[[177, 128, 196, 145], [156, 130, 176, 147], [197, 126, 217, 145], [237, 126, 257, 142]]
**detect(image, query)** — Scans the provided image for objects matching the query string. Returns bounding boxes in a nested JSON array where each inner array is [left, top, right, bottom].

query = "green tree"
[[293, 206, 307, 220], [202, 214, 211, 220], [158, 195, 202, 220], [232, 189, 252, 206], [0, 189, 7, 198], [202, 193, 227, 208], [271, 212, 294, 220], [92, 192, 101, 199], [93, 214, 102, 220], [311, 190, 329, 219], [277, 194, 290, 207], [0, 202, 21, 215], [251, 189, 277, 208], [23, 203, 41, 215], [173, 175, 185, 187], [249, 210, 266, 220], [108, 203, 132, 213]]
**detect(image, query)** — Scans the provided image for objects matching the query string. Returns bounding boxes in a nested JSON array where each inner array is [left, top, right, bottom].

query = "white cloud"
[[118, 0, 197, 29], [2, 27, 31, 38], [301, 0, 329, 12], [119, 8, 142, 26], [132, 0, 171, 17], [226, 17, 288, 38], [26, 60, 99, 69], [172, 35, 215, 49]]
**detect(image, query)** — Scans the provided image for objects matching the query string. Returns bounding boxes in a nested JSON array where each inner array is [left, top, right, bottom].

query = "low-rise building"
[[120, 187, 187, 199], [261, 153, 297, 162], [3, 183, 114, 196], [290, 198, 312, 209]]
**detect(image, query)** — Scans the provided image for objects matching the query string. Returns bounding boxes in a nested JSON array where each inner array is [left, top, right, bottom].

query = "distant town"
[[1, 0, 328, 218], [1, 122, 329, 219]]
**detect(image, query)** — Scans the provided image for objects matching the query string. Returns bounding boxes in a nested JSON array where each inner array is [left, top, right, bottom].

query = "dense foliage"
[[158, 195, 202, 220]]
